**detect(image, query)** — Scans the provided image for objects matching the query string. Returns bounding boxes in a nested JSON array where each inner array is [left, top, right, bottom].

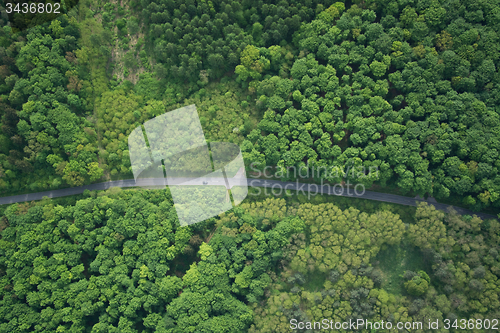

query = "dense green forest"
[[1, 191, 500, 332], [2, 0, 500, 331], [1, 0, 500, 212]]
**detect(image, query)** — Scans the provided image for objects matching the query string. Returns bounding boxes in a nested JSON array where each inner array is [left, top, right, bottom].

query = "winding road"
[[0, 177, 496, 220]]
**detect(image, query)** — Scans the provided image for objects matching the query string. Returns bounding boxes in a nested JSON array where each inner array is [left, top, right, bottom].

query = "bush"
[[127, 18, 140, 34]]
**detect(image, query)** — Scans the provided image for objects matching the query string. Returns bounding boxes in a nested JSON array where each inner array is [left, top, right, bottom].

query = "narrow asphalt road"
[[0, 177, 496, 220]]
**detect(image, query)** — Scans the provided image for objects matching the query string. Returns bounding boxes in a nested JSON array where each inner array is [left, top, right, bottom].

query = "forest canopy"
[[1, 193, 499, 332], [2, 0, 500, 331], [1, 0, 500, 213]]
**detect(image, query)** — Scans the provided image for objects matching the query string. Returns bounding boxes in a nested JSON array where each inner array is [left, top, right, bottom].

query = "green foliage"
[[2, 192, 500, 332], [0, 190, 193, 332], [141, 0, 326, 82], [0, 14, 106, 194], [127, 17, 140, 35], [3, 0, 500, 330], [242, 1, 500, 212], [248, 200, 500, 332], [404, 272, 429, 296], [95, 76, 258, 179], [406, 202, 500, 318], [235, 45, 271, 82]]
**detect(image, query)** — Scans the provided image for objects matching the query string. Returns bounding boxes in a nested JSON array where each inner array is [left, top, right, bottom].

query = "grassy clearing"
[[374, 242, 427, 295], [303, 270, 328, 292]]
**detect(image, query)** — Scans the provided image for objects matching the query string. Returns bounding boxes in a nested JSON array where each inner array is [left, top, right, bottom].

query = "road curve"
[[0, 177, 496, 220]]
